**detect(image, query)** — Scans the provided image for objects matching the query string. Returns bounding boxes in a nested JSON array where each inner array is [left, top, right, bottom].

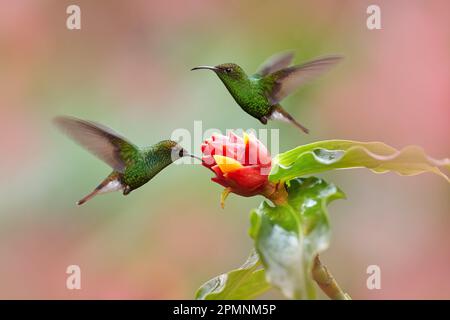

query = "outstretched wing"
[[54, 116, 139, 173], [255, 51, 294, 77], [263, 55, 343, 105]]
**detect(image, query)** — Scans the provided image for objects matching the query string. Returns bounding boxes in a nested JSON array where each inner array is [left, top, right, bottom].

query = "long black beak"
[[191, 66, 219, 72], [189, 154, 203, 162]]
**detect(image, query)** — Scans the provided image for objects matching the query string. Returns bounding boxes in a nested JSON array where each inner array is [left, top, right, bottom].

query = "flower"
[[201, 131, 287, 207]]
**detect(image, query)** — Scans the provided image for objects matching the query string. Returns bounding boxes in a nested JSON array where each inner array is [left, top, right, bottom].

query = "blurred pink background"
[[0, 0, 448, 299]]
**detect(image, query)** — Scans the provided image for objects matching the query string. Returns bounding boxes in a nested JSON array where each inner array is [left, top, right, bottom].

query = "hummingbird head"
[[191, 63, 247, 83], [162, 140, 202, 163]]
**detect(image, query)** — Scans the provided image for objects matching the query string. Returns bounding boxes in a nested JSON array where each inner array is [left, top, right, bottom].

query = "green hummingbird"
[[191, 52, 343, 133], [54, 116, 199, 205]]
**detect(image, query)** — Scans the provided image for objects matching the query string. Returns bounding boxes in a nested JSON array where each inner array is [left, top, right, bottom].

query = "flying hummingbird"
[[54, 116, 199, 205], [191, 52, 343, 133]]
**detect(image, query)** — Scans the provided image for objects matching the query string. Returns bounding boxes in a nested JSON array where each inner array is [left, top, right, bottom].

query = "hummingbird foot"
[[259, 116, 268, 125], [123, 185, 132, 195]]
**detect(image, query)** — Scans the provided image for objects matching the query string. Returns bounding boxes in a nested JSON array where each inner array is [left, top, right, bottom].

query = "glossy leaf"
[[269, 140, 450, 183], [249, 177, 345, 299], [195, 250, 271, 300]]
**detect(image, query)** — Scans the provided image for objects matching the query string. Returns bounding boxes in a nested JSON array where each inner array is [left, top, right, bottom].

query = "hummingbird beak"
[[191, 66, 219, 72], [189, 154, 204, 162]]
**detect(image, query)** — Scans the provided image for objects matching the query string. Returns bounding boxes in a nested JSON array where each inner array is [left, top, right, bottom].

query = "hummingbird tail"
[[77, 173, 123, 205], [270, 105, 310, 134], [77, 189, 99, 205]]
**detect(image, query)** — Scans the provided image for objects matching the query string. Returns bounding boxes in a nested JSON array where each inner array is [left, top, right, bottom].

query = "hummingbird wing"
[[262, 55, 343, 105], [54, 116, 139, 173], [255, 51, 294, 77]]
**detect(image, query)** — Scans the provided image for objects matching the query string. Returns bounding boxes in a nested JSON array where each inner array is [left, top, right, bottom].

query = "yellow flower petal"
[[220, 187, 231, 209], [243, 132, 250, 145], [213, 155, 243, 173]]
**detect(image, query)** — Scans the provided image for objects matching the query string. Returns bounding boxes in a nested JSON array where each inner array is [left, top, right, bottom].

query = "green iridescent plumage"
[[54, 116, 195, 205], [192, 52, 343, 133]]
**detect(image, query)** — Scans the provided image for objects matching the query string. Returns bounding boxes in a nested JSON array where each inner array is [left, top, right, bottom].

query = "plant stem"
[[263, 181, 288, 206], [312, 255, 351, 300]]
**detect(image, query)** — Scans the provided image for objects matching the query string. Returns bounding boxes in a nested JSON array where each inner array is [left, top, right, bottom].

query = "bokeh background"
[[0, 0, 449, 299]]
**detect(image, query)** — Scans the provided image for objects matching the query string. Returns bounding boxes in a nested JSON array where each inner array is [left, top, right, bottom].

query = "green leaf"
[[249, 177, 345, 299], [269, 140, 450, 183], [195, 250, 271, 300]]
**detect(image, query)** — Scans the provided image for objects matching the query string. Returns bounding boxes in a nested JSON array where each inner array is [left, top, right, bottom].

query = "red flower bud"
[[201, 132, 286, 207]]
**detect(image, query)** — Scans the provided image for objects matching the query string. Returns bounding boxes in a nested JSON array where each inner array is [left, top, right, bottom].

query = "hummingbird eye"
[[224, 67, 233, 73], [178, 149, 184, 157]]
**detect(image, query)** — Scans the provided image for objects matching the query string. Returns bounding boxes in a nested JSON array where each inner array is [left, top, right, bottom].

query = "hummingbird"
[[54, 116, 199, 205], [191, 52, 343, 133]]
